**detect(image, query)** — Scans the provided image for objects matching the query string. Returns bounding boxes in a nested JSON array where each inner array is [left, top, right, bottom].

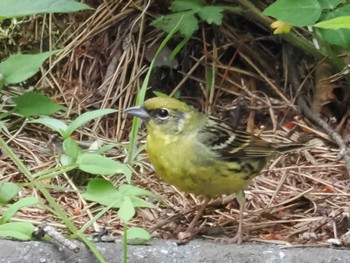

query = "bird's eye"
[[157, 109, 169, 120]]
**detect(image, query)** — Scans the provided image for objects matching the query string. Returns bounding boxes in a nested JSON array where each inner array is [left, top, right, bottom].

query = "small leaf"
[[0, 0, 92, 18], [198, 6, 224, 25], [0, 222, 35, 240], [63, 137, 82, 161], [66, 109, 117, 137], [152, 13, 198, 37], [0, 182, 19, 204], [0, 51, 60, 84], [28, 116, 68, 136], [118, 196, 135, 224], [0, 197, 38, 224], [78, 153, 130, 175], [126, 227, 151, 244], [13, 92, 63, 117], [82, 179, 124, 208], [82, 179, 156, 208]]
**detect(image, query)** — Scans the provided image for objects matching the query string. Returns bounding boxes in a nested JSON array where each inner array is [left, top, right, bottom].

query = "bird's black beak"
[[124, 105, 149, 120]]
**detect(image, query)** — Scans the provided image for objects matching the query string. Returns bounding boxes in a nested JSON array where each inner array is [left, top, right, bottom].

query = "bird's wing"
[[197, 117, 276, 160]]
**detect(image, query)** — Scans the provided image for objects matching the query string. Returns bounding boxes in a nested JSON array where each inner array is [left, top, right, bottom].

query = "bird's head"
[[124, 97, 205, 135]]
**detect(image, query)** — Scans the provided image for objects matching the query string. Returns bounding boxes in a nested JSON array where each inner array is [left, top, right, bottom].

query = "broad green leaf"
[[317, 5, 350, 48], [118, 196, 135, 224], [0, 51, 60, 84], [13, 92, 63, 117], [82, 179, 156, 208], [66, 109, 117, 137], [0, 222, 35, 240], [28, 116, 68, 136], [126, 227, 151, 244], [63, 137, 82, 161], [315, 16, 350, 29], [0, 0, 92, 18], [78, 153, 130, 175], [0, 182, 19, 204], [0, 197, 38, 224], [263, 0, 321, 26]]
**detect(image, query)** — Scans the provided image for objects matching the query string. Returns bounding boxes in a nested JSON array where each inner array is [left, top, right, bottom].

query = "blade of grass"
[[127, 18, 183, 163]]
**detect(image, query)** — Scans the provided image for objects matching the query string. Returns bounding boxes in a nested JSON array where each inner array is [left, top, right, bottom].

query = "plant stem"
[[123, 223, 128, 263]]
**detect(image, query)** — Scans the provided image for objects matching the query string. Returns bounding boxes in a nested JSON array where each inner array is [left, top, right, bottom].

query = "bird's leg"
[[216, 190, 245, 244], [177, 197, 209, 244]]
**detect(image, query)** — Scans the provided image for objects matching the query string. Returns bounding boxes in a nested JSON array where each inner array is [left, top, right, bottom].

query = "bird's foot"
[[215, 231, 244, 244], [176, 228, 199, 245]]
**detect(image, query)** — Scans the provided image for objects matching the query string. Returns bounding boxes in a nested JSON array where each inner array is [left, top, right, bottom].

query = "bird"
[[124, 96, 304, 244]]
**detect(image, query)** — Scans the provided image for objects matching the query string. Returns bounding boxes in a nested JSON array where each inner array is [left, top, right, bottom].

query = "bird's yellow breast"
[[146, 128, 259, 197]]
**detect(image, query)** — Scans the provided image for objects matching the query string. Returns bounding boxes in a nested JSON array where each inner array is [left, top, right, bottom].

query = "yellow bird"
[[125, 96, 303, 243]]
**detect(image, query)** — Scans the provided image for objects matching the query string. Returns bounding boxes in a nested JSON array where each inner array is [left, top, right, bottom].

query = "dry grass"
[[1, 0, 350, 247]]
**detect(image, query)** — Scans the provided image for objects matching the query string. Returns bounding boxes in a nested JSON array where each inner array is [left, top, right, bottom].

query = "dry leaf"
[[311, 62, 337, 113]]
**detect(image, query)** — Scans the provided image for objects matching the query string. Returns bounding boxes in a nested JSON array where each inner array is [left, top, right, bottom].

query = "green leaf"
[[78, 153, 130, 176], [0, 197, 38, 224], [0, 51, 60, 84], [198, 6, 224, 25], [126, 227, 151, 244], [12, 92, 63, 117], [63, 137, 82, 161], [0, 222, 35, 240], [317, 5, 350, 48], [151, 0, 223, 37], [315, 16, 350, 29], [66, 109, 117, 137], [152, 12, 198, 37], [263, 0, 321, 26], [118, 196, 135, 224], [82, 179, 156, 208], [0, 182, 19, 204], [28, 117, 68, 137], [0, 0, 92, 18]]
